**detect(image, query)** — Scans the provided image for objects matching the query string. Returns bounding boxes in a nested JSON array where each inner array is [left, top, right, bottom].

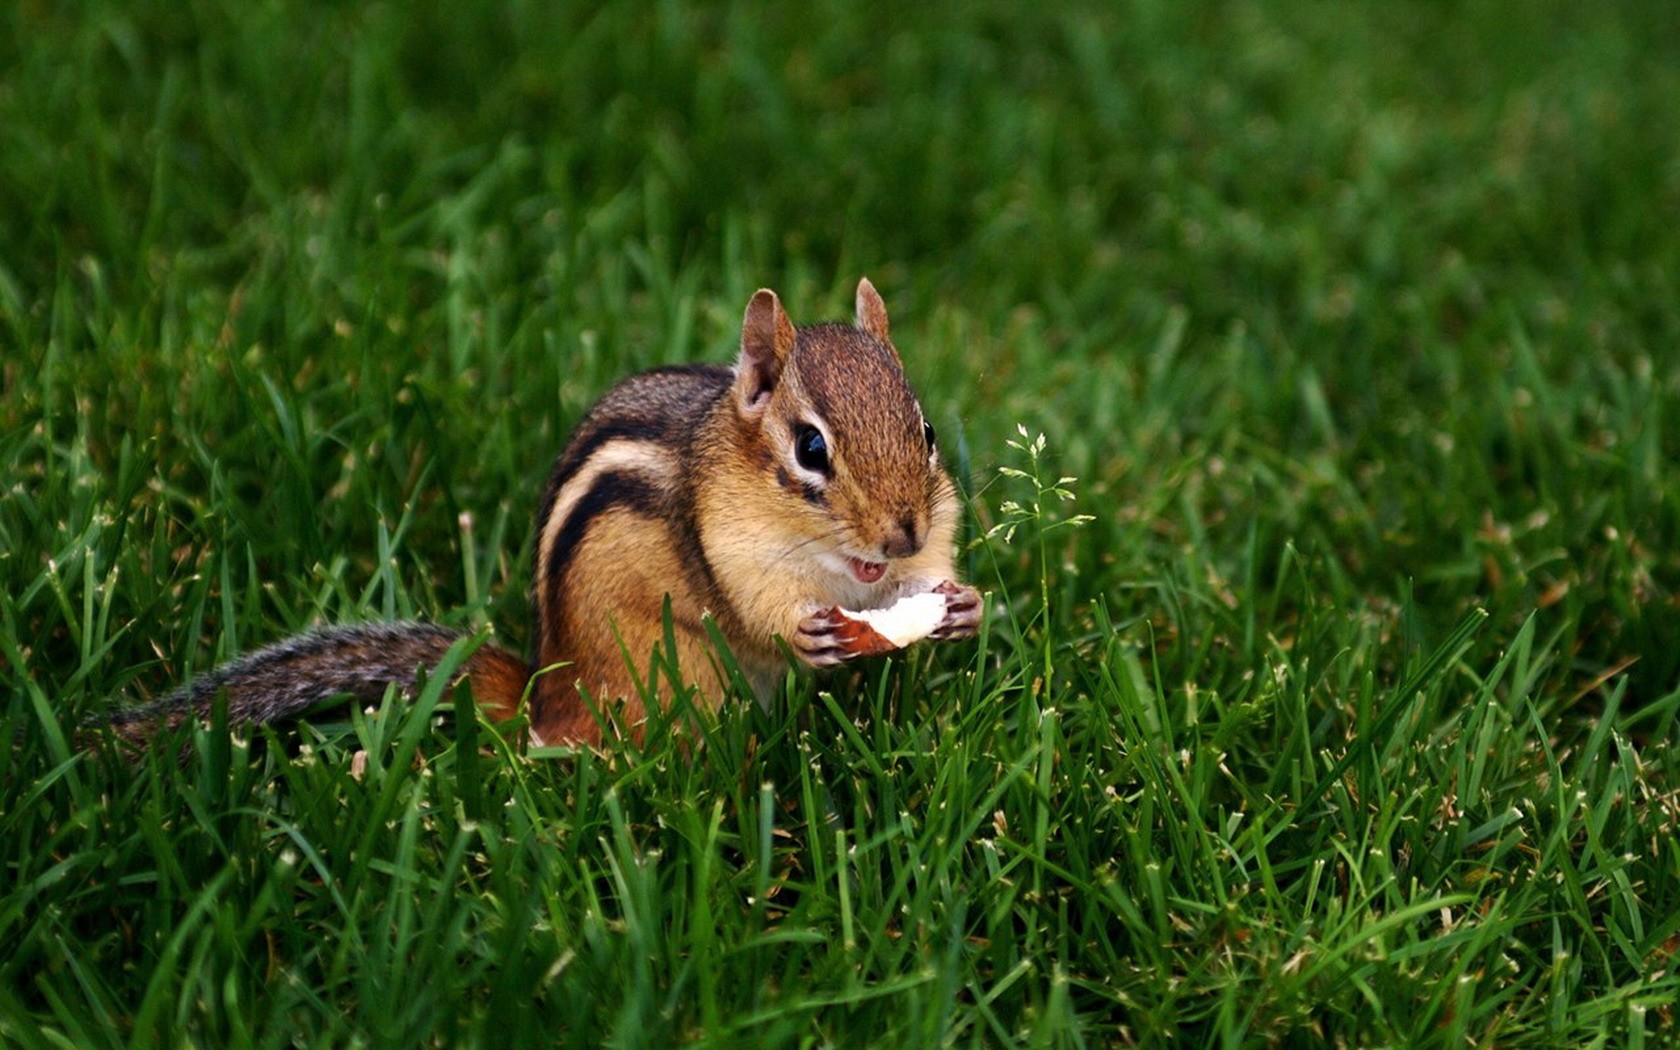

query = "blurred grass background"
[[3, 0, 1678, 1044]]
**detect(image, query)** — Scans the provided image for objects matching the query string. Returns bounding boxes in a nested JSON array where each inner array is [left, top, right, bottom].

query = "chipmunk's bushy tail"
[[105, 622, 529, 745]]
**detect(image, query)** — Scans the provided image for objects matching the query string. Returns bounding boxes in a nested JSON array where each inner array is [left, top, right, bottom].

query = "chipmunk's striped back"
[[525, 365, 741, 742], [531, 365, 730, 651]]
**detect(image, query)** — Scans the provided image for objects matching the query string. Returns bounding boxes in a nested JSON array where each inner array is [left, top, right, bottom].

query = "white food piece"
[[841, 591, 948, 648]]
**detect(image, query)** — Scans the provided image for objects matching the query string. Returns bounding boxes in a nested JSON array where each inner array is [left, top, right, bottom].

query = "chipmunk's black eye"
[[794, 424, 830, 473], [922, 419, 937, 453]]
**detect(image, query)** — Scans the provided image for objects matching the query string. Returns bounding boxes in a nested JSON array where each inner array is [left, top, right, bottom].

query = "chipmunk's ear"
[[855, 277, 892, 345], [736, 288, 796, 418]]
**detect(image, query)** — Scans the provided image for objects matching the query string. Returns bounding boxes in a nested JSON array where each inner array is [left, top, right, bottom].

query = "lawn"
[[3, 0, 1678, 1045]]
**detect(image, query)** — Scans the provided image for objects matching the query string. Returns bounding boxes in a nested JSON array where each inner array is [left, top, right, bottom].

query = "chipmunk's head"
[[730, 277, 955, 589]]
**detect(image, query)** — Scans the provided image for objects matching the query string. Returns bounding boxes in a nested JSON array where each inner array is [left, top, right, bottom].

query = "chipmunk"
[[110, 278, 981, 748]]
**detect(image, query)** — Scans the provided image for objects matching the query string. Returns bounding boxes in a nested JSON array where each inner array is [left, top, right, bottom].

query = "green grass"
[[4, 0, 1679, 1044]]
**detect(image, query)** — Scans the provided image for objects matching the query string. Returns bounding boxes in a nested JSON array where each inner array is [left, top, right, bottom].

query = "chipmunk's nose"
[[882, 513, 923, 560]]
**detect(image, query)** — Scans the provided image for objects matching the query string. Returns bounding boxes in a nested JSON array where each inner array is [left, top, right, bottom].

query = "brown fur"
[[111, 279, 977, 751]]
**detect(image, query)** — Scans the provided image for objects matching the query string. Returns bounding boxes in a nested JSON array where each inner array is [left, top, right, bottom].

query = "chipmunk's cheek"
[[848, 557, 886, 584]]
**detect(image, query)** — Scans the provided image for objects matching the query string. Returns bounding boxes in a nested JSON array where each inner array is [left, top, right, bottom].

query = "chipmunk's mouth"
[[847, 557, 887, 584]]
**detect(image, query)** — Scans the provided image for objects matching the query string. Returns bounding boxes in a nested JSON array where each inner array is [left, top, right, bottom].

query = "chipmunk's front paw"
[[793, 609, 865, 667], [929, 580, 982, 640]]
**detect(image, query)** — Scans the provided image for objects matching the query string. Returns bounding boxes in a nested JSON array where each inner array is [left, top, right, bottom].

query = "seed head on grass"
[[986, 425, 1096, 548]]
